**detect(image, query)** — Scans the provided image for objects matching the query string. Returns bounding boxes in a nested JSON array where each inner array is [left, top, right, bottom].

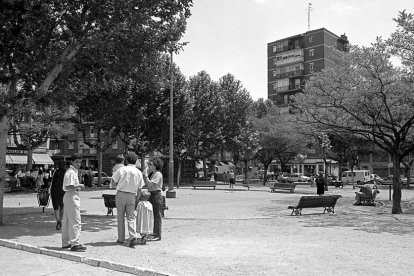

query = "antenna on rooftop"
[[308, 3, 312, 31]]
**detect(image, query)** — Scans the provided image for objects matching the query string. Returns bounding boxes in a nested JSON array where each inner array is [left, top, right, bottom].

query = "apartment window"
[[310, 62, 314, 71], [283, 95, 289, 105], [309, 49, 314, 57], [273, 82, 278, 90], [68, 141, 75, 150], [272, 45, 276, 52], [295, 40, 300, 49], [309, 36, 313, 43], [273, 71, 277, 77], [295, 79, 301, 88]]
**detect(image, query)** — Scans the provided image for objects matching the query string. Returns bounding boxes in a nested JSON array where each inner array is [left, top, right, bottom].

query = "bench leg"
[[291, 208, 301, 216], [324, 207, 334, 214]]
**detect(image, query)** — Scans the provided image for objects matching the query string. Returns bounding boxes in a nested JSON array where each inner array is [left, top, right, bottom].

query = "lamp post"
[[166, 50, 176, 198]]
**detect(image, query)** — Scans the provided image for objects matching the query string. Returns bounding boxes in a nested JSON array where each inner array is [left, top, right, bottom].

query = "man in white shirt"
[[112, 152, 144, 248], [61, 153, 86, 252]]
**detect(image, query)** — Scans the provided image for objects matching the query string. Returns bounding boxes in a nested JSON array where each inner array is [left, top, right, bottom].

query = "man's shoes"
[[148, 236, 161, 241], [353, 203, 361, 206], [71, 245, 87, 251], [129, 238, 139, 248], [116, 240, 124, 244], [62, 244, 71, 249]]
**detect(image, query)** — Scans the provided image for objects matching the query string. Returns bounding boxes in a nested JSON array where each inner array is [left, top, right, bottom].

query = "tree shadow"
[[0, 207, 117, 239], [260, 198, 414, 235]]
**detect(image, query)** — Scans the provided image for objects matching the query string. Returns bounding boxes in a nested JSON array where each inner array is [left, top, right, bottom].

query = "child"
[[136, 190, 154, 245]]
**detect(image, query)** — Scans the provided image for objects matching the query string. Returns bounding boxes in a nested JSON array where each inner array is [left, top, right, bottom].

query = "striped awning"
[[6, 154, 27, 164], [33, 153, 54, 165]]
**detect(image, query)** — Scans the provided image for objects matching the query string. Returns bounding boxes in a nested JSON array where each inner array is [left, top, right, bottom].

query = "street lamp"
[[166, 50, 176, 198]]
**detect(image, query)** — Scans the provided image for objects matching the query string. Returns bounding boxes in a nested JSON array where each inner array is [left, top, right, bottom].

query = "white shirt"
[[62, 165, 80, 192], [112, 164, 144, 195]]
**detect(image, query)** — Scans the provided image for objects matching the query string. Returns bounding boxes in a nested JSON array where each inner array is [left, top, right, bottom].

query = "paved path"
[[1, 183, 414, 275]]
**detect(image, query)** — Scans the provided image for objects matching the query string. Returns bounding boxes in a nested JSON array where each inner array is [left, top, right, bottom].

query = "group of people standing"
[[112, 153, 164, 247], [54, 152, 164, 252]]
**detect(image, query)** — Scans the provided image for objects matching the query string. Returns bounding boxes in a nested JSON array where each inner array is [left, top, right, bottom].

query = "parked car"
[[384, 175, 407, 185], [291, 173, 311, 182], [92, 171, 112, 186], [370, 174, 384, 182], [341, 170, 371, 185]]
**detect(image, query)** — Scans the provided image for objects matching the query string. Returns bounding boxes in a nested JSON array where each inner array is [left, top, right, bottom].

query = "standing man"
[[112, 152, 144, 248], [61, 153, 86, 252]]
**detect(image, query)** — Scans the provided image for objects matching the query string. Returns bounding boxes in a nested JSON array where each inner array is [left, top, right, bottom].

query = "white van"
[[341, 170, 371, 186]]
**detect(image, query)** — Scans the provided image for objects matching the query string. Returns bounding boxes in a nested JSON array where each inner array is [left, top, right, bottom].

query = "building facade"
[[267, 28, 349, 107]]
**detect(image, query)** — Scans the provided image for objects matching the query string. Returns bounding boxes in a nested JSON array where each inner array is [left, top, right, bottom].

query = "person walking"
[[229, 170, 235, 188], [315, 173, 325, 195], [143, 157, 164, 241], [135, 190, 154, 245], [50, 160, 66, 230], [111, 152, 145, 248], [61, 154, 86, 252]]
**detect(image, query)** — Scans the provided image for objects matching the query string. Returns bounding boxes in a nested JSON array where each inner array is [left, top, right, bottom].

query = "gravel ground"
[[1, 183, 414, 276]]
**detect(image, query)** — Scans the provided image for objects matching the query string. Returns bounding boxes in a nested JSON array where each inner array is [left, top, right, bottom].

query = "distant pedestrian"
[[35, 169, 44, 192], [143, 157, 164, 241], [50, 160, 66, 230], [229, 170, 235, 188], [315, 173, 325, 195], [112, 152, 145, 248], [61, 154, 86, 252], [135, 190, 154, 245]]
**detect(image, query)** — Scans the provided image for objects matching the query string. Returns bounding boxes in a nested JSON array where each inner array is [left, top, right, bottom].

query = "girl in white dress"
[[136, 190, 153, 245]]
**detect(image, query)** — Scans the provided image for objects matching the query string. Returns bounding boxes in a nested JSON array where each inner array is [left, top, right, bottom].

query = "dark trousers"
[[149, 191, 163, 238]]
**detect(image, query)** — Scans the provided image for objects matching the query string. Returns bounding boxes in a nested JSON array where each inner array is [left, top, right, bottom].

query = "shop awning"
[[6, 154, 27, 164], [33, 153, 54, 165]]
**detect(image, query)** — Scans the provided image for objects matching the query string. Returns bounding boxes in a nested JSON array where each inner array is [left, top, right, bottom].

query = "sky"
[[174, 0, 413, 100]]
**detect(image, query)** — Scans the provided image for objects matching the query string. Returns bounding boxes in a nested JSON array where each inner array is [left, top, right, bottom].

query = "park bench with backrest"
[[192, 180, 217, 190], [358, 189, 380, 206], [270, 182, 297, 193], [288, 195, 342, 215]]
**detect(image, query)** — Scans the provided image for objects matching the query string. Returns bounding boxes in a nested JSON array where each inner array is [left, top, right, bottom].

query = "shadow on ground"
[[0, 207, 116, 239], [260, 197, 414, 235]]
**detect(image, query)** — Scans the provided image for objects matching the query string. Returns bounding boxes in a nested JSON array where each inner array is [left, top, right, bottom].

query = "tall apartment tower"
[[267, 28, 349, 106]]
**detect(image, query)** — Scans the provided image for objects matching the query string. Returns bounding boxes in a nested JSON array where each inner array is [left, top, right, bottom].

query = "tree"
[[294, 15, 414, 213], [186, 71, 222, 179], [0, 0, 193, 224]]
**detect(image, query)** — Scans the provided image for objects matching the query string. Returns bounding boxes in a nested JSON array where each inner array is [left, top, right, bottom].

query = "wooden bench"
[[270, 182, 297, 193], [192, 180, 217, 190], [288, 195, 342, 215], [358, 190, 380, 206]]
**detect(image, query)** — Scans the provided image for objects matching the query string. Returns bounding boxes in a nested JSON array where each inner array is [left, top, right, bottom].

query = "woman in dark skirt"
[[315, 173, 325, 195], [50, 160, 67, 230]]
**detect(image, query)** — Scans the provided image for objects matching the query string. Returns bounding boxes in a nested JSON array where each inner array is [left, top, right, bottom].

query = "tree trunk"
[[27, 147, 33, 170], [391, 154, 402, 214], [97, 146, 103, 187], [0, 115, 7, 225]]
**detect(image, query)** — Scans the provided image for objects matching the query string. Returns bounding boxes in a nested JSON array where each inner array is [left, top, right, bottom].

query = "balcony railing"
[[274, 70, 304, 79], [273, 84, 303, 93]]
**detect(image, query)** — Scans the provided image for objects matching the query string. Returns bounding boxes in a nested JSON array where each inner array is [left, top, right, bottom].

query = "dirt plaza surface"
[[1, 183, 414, 276]]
